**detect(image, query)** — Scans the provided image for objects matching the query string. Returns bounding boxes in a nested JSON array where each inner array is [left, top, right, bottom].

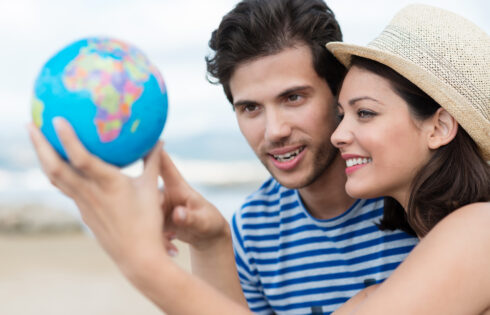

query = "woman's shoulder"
[[424, 202, 490, 255], [433, 202, 490, 234]]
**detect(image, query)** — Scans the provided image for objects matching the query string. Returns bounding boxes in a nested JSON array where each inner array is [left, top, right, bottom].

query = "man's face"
[[229, 45, 338, 189]]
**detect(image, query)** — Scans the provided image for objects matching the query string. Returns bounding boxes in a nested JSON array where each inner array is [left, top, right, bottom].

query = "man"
[[29, 0, 418, 314], [173, 0, 418, 314]]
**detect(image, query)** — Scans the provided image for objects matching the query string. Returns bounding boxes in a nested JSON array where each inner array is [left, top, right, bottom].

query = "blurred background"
[[0, 1, 487, 314], [0, 0, 488, 221]]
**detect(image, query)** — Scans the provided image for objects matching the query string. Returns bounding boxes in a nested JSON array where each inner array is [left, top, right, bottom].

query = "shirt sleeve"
[[231, 213, 274, 315]]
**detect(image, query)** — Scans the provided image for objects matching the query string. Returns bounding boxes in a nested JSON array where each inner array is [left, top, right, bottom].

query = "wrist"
[[191, 223, 232, 253], [118, 246, 172, 283]]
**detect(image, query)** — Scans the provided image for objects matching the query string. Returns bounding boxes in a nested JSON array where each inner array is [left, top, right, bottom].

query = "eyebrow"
[[348, 96, 382, 106], [278, 85, 312, 98], [233, 99, 258, 108], [233, 85, 312, 108], [337, 96, 383, 108]]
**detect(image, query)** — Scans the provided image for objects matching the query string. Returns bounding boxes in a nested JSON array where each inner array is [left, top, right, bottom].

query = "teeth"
[[346, 157, 372, 167], [273, 148, 303, 162]]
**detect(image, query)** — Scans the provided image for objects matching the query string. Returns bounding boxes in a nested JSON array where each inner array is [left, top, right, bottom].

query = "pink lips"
[[345, 164, 366, 175], [342, 154, 371, 175], [268, 146, 305, 171]]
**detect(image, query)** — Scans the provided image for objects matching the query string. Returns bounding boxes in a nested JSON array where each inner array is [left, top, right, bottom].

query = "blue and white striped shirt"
[[231, 178, 418, 315]]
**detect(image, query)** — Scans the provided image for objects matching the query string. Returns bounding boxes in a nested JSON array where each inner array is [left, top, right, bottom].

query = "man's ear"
[[426, 108, 458, 149]]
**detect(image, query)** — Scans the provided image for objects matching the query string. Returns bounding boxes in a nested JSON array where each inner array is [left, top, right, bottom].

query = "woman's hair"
[[350, 56, 490, 237]]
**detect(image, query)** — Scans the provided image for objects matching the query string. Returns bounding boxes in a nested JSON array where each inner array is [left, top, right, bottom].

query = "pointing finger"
[[159, 148, 188, 190], [142, 140, 163, 182]]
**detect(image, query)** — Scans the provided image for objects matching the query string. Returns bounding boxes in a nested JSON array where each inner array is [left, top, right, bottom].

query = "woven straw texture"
[[327, 4, 490, 160]]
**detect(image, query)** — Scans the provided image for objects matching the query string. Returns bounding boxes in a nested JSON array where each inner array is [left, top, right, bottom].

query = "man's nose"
[[264, 108, 291, 143]]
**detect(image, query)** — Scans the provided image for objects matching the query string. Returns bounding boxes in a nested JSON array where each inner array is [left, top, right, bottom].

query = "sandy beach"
[[0, 232, 191, 315]]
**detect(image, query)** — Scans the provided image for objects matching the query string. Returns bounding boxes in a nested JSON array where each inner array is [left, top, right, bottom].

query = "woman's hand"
[[28, 118, 169, 274]]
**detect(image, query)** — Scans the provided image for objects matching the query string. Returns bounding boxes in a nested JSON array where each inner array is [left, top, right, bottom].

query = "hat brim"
[[327, 42, 490, 161]]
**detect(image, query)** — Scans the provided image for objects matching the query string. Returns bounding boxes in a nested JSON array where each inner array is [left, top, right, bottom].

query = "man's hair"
[[205, 0, 345, 104], [350, 56, 490, 237]]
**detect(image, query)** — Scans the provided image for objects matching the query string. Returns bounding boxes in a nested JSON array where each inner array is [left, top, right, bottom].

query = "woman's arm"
[[333, 284, 379, 315], [158, 150, 248, 306], [334, 202, 490, 315], [123, 249, 251, 315], [28, 120, 250, 314]]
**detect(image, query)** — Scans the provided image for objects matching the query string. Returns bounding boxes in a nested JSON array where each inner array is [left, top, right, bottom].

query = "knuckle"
[[45, 162, 64, 179], [48, 177, 58, 187], [70, 153, 91, 171]]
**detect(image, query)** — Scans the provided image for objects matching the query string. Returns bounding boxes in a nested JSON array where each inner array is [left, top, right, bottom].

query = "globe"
[[32, 37, 168, 167]]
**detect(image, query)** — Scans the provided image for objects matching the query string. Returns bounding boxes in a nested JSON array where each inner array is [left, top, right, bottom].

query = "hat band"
[[367, 25, 488, 119]]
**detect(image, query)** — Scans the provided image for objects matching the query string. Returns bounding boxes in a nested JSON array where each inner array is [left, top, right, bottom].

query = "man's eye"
[[244, 104, 258, 112], [287, 94, 302, 102]]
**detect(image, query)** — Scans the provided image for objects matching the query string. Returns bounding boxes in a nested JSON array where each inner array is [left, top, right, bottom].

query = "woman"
[[326, 4, 490, 314], [29, 3, 489, 315]]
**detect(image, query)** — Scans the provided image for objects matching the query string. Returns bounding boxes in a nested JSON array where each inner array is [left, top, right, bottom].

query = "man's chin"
[[269, 172, 312, 190], [262, 160, 314, 189]]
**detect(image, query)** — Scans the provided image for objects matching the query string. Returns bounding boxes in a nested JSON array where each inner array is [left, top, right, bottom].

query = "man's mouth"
[[271, 147, 305, 162]]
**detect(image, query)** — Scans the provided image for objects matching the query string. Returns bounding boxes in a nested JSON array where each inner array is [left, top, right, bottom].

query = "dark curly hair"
[[205, 0, 345, 104]]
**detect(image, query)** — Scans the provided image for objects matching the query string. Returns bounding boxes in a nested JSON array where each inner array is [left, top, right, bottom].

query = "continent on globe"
[[32, 37, 168, 167]]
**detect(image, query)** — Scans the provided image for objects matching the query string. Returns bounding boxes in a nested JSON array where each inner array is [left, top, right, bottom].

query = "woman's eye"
[[335, 107, 344, 121], [358, 109, 376, 118]]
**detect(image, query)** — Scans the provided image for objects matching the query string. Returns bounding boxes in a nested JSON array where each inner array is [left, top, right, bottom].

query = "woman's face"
[[331, 66, 433, 207]]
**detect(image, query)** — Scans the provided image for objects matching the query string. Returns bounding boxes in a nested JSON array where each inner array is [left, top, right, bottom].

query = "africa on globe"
[[32, 37, 168, 167]]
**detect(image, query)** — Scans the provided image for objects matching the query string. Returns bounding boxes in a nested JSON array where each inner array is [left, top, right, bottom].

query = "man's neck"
[[298, 154, 356, 220]]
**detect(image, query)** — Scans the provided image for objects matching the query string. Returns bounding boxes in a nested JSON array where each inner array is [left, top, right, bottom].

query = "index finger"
[[159, 148, 188, 190]]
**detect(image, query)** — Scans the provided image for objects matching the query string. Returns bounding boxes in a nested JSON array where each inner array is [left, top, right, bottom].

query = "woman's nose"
[[330, 119, 352, 149]]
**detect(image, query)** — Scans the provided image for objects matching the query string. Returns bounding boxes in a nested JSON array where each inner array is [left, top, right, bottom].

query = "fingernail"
[[52, 117, 63, 130], [26, 123, 35, 135], [168, 249, 178, 257], [177, 207, 186, 221]]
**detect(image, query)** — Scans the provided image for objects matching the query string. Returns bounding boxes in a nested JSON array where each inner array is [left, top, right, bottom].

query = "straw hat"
[[327, 4, 490, 160]]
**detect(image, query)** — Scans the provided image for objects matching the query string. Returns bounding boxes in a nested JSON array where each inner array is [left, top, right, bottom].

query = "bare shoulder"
[[361, 202, 490, 314], [430, 202, 490, 238], [421, 202, 490, 264]]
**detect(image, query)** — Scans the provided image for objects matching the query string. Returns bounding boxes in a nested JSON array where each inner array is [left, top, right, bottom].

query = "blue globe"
[[32, 37, 168, 167]]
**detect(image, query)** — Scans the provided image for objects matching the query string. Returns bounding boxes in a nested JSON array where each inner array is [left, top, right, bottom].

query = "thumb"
[[172, 206, 191, 227]]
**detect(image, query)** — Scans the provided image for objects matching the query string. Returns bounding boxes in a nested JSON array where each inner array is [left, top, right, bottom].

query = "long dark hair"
[[205, 0, 345, 104], [350, 56, 490, 237]]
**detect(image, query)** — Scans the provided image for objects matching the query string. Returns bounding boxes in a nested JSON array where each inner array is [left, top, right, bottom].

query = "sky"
[[0, 0, 487, 221], [0, 0, 488, 158]]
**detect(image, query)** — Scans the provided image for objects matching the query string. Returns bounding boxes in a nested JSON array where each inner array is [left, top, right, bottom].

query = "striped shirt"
[[231, 178, 418, 315]]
